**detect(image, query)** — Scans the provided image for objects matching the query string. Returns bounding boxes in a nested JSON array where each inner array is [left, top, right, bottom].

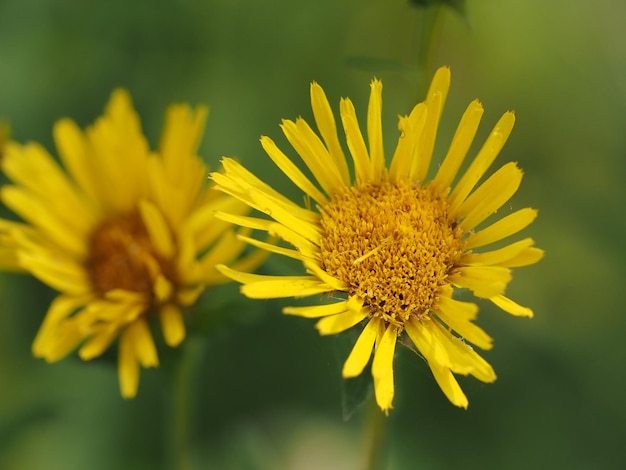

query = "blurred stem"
[[363, 396, 387, 470], [170, 337, 203, 470], [413, 5, 445, 100]]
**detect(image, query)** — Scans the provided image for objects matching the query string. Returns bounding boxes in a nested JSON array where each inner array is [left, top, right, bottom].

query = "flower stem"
[[170, 337, 203, 470], [363, 397, 388, 470]]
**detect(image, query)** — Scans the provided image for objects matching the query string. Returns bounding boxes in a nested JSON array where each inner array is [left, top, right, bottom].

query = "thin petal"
[[118, 329, 140, 399], [247, 187, 321, 243], [284, 300, 350, 318], [412, 66, 450, 183], [53, 119, 100, 204], [434, 306, 492, 353], [79, 324, 118, 360], [412, 91, 442, 183], [449, 111, 515, 212], [315, 297, 367, 335], [237, 234, 306, 261], [429, 322, 496, 382], [371, 323, 398, 413], [217, 264, 334, 299], [460, 238, 535, 267], [128, 318, 159, 367], [340, 98, 372, 183], [405, 318, 452, 370], [261, 135, 328, 205], [430, 99, 484, 193], [389, 104, 427, 182], [429, 362, 468, 409], [455, 162, 524, 231], [310, 82, 350, 184], [139, 199, 175, 258], [160, 303, 186, 347], [367, 79, 385, 181], [465, 208, 538, 249], [495, 247, 544, 268], [280, 118, 345, 196], [448, 266, 512, 298], [342, 317, 381, 378], [18, 249, 90, 295], [490, 295, 534, 318], [2, 186, 88, 258]]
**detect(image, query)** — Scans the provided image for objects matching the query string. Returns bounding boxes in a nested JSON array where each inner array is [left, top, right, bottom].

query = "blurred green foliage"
[[1, 0, 625, 468]]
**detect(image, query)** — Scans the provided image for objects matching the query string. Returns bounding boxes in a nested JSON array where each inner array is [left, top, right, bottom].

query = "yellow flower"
[[212, 67, 543, 413], [0, 90, 260, 398]]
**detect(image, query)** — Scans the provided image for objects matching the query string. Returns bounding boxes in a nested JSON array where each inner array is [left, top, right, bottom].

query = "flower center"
[[319, 180, 465, 326], [86, 210, 174, 297]]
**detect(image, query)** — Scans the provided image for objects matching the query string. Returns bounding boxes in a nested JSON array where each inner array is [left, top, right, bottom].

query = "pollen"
[[319, 180, 466, 327], [86, 210, 174, 297]]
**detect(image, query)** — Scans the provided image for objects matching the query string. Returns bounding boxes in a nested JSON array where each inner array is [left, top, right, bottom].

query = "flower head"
[[1, 90, 259, 397], [213, 67, 543, 412]]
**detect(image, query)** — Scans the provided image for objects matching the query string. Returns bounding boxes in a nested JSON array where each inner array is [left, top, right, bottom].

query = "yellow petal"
[[280, 118, 345, 196], [284, 300, 350, 318], [496, 247, 544, 268], [310, 82, 350, 184], [248, 187, 321, 243], [448, 266, 512, 298], [367, 79, 385, 181], [217, 264, 334, 299], [371, 323, 398, 413], [79, 324, 118, 360], [3, 142, 97, 233], [118, 329, 140, 399], [389, 104, 427, 182], [434, 307, 493, 351], [456, 162, 523, 231], [429, 322, 496, 382], [412, 91, 442, 183], [187, 193, 250, 251], [237, 233, 306, 261], [430, 99, 484, 193], [128, 318, 159, 367], [32, 295, 91, 360], [449, 111, 515, 212], [315, 298, 367, 335], [490, 295, 534, 318], [405, 317, 452, 370], [18, 249, 90, 295], [460, 238, 535, 267], [340, 98, 372, 183], [428, 362, 468, 409], [411, 66, 450, 183], [465, 208, 538, 249], [261, 135, 328, 205], [159, 103, 208, 173], [160, 303, 186, 347], [139, 199, 175, 258], [53, 119, 101, 204], [342, 317, 381, 378], [2, 186, 88, 258]]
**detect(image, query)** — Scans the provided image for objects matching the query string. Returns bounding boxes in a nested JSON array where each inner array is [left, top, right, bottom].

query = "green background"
[[1, 0, 625, 468]]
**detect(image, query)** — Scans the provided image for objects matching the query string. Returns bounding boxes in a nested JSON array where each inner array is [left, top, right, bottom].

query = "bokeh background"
[[1, 0, 625, 468]]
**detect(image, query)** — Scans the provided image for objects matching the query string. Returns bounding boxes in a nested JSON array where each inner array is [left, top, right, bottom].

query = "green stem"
[[170, 337, 203, 470], [363, 397, 388, 470]]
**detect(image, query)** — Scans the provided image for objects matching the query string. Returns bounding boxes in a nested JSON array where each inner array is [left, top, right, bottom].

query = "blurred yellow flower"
[[213, 67, 543, 413], [0, 90, 259, 398]]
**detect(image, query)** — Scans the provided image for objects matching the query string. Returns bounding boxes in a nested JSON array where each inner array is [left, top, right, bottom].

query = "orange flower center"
[[319, 180, 465, 326], [86, 210, 174, 297]]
